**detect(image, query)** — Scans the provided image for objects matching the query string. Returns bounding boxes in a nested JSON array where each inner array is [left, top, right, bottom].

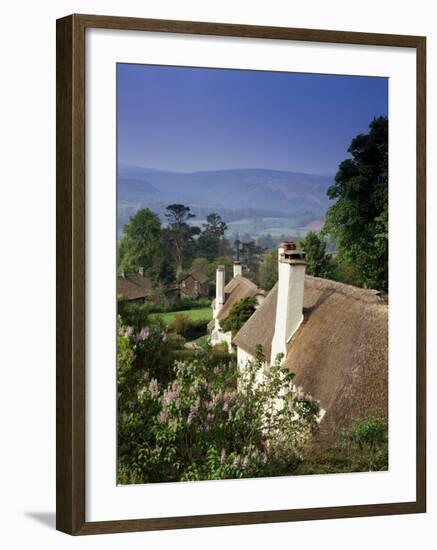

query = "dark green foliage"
[[197, 214, 229, 261], [117, 301, 150, 331], [328, 254, 364, 287], [295, 416, 388, 475], [221, 296, 257, 334], [238, 240, 265, 273], [196, 231, 220, 261], [258, 248, 278, 291], [202, 213, 228, 238], [165, 204, 200, 270], [147, 297, 211, 314], [171, 313, 209, 340], [300, 231, 331, 277], [322, 117, 388, 292]]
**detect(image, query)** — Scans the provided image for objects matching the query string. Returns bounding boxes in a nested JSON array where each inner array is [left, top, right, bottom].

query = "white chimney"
[[215, 265, 225, 317], [270, 242, 306, 365], [233, 261, 242, 278]]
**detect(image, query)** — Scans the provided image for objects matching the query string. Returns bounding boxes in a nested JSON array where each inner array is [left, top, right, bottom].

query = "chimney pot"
[[233, 261, 242, 278], [281, 241, 297, 251]]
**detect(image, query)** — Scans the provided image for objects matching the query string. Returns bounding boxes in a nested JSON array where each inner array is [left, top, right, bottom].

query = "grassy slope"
[[150, 307, 213, 325]]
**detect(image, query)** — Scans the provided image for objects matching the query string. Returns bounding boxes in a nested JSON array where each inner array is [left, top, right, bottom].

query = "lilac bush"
[[117, 324, 320, 484]]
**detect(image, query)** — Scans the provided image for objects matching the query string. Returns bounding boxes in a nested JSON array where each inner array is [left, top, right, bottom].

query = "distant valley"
[[117, 165, 334, 240]]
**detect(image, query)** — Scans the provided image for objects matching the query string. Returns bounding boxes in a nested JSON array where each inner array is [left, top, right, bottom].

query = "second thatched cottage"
[[209, 261, 266, 351]]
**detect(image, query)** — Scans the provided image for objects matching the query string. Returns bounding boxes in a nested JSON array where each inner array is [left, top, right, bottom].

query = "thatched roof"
[[233, 281, 278, 359], [117, 271, 153, 301], [218, 275, 264, 322], [233, 276, 388, 446], [208, 275, 265, 330]]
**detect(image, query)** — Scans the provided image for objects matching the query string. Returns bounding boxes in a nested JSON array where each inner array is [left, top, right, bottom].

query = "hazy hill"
[[118, 165, 333, 239]]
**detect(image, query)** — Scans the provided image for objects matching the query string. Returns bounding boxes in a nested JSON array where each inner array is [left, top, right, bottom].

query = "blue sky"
[[117, 64, 388, 176]]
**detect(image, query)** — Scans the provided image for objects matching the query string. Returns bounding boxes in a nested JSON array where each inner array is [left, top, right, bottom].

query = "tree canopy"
[[258, 249, 278, 291], [300, 231, 331, 278], [322, 116, 388, 292], [165, 204, 200, 270], [117, 208, 163, 277]]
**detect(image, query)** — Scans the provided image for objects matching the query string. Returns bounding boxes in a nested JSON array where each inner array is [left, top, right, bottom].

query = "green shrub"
[[221, 296, 257, 334], [117, 301, 150, 330], [171, 314, 209, 340], [295, 416, 388, 475], [148, 297, 211, 314]]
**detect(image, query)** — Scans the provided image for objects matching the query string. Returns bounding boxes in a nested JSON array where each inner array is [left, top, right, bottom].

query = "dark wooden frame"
[[56, 13, 427, 535]]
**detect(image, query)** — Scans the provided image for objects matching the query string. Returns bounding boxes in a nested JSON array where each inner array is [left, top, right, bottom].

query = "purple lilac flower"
[[125, 326, 134, 337], [220, 448, 226, 466], [149, 378, 159, 398], [233, 455, 241, 469], [157, 410, 168, 424], [138, 327, 150, 341], [137, 387, 147, 400], [176, 361, 185, 373], [162, 386, 180, 406], [190, 400, 200, 417]]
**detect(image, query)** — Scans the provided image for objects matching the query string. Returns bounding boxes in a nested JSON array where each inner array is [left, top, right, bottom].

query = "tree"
[[322, 116, 388, 292], [196, 231, 219, 261], [221, 296, 257, 334], [202, 213, 228, 238], [165, 204, 200, 270], [300, 231, 331, 277], [258, 249, 278, 291], [117, 208, 163, 277], [234, 238, 242, 260], [240, 240, 264, 273], [190, 257, 210, 275]]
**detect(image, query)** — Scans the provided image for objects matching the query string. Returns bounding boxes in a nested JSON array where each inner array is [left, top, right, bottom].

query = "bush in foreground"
[[117, 326, 320, 484]]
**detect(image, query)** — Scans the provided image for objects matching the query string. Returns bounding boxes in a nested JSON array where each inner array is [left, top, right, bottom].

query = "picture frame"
[[56, 13, 426, 535]]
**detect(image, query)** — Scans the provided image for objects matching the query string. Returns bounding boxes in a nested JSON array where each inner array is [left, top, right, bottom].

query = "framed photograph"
[[56, 14, 426, 535]]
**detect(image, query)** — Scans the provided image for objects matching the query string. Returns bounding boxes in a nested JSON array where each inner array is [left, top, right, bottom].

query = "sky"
[[117, 63, 388, 176]]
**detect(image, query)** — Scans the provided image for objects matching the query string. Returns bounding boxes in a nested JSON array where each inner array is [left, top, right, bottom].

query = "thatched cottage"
[[117, 268, 154, 303], [233, 242, 388, 446], [209, 261, 266, 350], [117, 267, 179, 304]]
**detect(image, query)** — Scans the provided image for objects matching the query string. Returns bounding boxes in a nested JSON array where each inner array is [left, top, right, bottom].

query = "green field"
[[150, 307, 213, 325]]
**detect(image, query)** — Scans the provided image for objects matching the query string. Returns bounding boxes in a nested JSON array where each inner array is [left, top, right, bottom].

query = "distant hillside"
[[118, 165, 334, 239]]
